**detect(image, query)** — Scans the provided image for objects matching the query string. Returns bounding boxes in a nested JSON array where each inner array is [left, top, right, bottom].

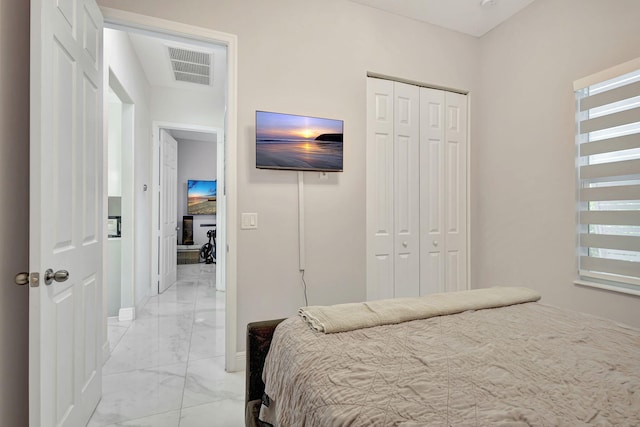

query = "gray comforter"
[[261, 303, 640, 426]]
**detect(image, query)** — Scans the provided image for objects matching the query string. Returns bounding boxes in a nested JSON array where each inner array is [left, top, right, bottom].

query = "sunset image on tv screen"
[[187, 180, 216, 215], [256, 111, 343, 171]]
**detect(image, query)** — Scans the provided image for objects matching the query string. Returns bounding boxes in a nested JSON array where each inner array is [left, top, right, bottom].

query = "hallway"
[[88, 264, 244, 426]]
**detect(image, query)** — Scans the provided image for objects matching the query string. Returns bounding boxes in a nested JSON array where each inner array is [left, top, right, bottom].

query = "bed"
[[245, 287, 640, 426]]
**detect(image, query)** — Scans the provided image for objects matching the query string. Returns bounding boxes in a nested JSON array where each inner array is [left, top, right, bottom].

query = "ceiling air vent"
[[168, 46, 212, 86]]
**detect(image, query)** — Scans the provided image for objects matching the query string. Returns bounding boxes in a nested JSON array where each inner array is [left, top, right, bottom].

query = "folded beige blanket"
[[298, 287, 541, 333]]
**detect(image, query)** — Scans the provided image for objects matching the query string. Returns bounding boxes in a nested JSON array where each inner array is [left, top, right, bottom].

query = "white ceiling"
[[127, 31, 227, 93], [124, 0, 534, 100], [122, 31, 225, 144], [348, 0, 536, 37]]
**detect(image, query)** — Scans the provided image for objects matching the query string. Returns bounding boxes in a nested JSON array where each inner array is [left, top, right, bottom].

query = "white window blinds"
[[576, 63, 640, 293]]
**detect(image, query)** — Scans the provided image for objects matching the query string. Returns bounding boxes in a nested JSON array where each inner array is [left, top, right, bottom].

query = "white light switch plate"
[[241, 213, 258, 230]]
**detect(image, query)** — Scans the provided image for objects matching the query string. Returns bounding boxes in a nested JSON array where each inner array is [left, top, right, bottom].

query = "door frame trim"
[[100, 7, 239, 372]]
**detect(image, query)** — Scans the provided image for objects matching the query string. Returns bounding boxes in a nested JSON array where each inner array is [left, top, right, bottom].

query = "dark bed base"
[[245, 318, 285, 427]]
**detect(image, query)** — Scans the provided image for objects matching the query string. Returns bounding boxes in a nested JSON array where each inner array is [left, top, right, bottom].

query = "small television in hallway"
[[187, 180, 216, 215], [255, 110, 344, 172]]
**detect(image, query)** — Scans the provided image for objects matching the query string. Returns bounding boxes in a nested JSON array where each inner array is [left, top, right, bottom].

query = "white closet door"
[[444, 92, 468, 292], [419, 88, 446, 295], [366, 78, 395, 300], [366, 78, 467, 300], [393, 82, 420, 298]]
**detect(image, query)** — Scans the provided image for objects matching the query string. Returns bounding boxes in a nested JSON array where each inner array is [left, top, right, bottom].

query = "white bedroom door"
[[159, 129, 178, 293], [29, 0, 104, 426]]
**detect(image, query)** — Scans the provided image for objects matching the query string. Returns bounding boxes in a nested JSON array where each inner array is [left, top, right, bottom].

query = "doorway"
[[153, 123, 223, 295], [27, 3, 239, 425], [101, 8, 239, 375]]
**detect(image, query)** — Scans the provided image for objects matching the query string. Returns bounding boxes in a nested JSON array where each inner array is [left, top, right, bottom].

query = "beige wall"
[[97, 0, 482, 351], [105, 28, 154, 311], [0, 0, 30, 424], [473, 0, 640, 326]]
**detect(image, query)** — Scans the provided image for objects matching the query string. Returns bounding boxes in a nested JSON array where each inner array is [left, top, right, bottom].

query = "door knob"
[[15, 272, 29, 286], [44, 269, 69, 286], [402, 241, 408, 248], [433, 241, 438, 247]]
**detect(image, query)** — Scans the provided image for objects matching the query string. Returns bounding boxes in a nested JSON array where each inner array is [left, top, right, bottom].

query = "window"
[[575, 59, 640, 295]]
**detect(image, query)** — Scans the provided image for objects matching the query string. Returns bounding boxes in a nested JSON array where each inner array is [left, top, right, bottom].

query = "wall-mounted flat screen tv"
[[187, 180, 216, 215], [256, 110, 344, 172]]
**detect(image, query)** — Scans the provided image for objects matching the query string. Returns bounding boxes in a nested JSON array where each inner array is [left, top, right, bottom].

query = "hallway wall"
[[104, 28, 153, 310], [151, 86, 224, 129]]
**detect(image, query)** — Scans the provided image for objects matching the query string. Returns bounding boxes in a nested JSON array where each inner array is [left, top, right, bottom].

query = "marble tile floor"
[[88, 263, 244, 427]]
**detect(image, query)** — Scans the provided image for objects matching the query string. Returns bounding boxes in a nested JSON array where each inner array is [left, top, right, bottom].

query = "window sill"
[[574, 279, 640, 297]]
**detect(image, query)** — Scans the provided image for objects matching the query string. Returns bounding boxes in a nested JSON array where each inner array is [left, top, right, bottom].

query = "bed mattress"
[[260, 302, 640, 426]]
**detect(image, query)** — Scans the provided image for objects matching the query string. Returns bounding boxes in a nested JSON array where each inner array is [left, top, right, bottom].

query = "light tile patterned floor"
[[88, 264, 244, 427]]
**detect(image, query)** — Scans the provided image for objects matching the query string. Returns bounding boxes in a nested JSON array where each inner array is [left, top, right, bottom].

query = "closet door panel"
[[420, 88, 446, 295], [444, 92, 468, 292], [366, 78, 395, 300], [394, 82, 420, 298], [447, 251, 462, 292]]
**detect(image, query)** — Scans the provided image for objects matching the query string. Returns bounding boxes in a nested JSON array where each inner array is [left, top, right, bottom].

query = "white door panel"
[[420, 88, 446, 295], [159, 130, 178, 293], [444, 93, 468, 292], [374, 255, 394, 300], [419, 88, 468, 294], [393, 82, 420, 297], [30, 0, 104, 425], [372, 132, 394, 256], [394, 254, 414, 297], [366, 78, 395, 300], [447, 251, 461, 291], [425, 252, 444, 293]]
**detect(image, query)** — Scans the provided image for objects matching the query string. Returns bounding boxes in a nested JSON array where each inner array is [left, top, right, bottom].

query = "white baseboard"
[[119, 306, 135, 321]]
